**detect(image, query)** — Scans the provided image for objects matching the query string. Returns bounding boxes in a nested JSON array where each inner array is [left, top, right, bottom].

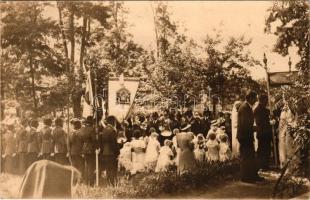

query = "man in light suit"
[[237, 90, 264, 183]]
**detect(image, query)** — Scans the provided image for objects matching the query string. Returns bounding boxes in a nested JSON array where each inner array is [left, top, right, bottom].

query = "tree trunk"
[[57, 3, 69, 71], [69, 5, 75, 73], [0, 59, 5, 121], [150, 2, 160, 60], [80, 16, 87, 74], [29, 54, 37, 113]]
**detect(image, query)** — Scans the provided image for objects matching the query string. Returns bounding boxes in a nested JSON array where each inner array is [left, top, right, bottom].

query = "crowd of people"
[[0, 104, 233, 185], [2, 89, 298, 186]]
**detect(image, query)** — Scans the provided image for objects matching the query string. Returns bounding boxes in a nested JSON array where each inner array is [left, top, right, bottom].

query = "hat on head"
[[181, 124, 191, 131], [84, 116, 93, 125], [152, 112, 159, 120], [151, 132, 159, 137], [161, 130, 172, 137], [211, 120, 218, 125]]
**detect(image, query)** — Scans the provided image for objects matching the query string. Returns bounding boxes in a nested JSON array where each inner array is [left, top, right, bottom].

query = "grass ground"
[[0, 172, 308, 199]]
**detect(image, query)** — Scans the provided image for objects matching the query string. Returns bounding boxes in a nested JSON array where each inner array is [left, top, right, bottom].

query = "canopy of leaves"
[[265, 0, 309, 83]]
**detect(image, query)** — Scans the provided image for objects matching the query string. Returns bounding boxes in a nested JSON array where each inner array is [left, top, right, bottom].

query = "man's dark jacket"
[[254, 104, 272, 139], [98, 125, 119, 156], [237, 102, 254, 142], [80, 125, 97, 154]]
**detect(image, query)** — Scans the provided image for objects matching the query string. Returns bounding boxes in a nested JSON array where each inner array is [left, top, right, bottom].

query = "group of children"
[[118, 121, 232, 175], [195, 123, 232, 162]]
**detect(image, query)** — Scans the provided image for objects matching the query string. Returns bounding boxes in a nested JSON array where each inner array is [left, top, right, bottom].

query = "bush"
[[75, 159, 240, 198]]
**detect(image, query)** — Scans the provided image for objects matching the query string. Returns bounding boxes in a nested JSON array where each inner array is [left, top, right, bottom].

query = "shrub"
[[75, 159, 240, 198]]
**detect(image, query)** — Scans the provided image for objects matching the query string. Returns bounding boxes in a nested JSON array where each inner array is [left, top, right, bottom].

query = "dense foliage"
[[1, 2, 263, 119], [265, 0, 310, 196], [75, 159, 239, 198]]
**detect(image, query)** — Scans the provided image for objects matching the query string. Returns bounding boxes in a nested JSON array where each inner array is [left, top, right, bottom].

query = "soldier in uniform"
[[80, 116, 97, 186], [27, 119, 40, 169], [52, 118, 68, 165], [39, 118, 54, 160], [69, 119, 84, 175], [16, 119, 29, 174], [3, 124, 17, 174]]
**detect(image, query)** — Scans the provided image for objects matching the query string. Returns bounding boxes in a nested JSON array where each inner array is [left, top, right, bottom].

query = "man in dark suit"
[[80, 116, 97, 186], [237, 90, 264, 183], [254, 94, 272, 171], [191, 112, 204, 136], [146, 112, 161, 135], [98, 116, 120, 186]]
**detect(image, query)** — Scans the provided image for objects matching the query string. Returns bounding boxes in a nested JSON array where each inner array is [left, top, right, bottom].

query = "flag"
[[108, 76, 140, 122], [82, 71, 94, 118]]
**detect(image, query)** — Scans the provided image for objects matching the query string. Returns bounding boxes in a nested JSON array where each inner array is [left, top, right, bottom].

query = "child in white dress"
[[172, 128, 181, 166], [144, 131, 160, 172], [219, 134, 231, 162], [118, 142, 132, 172], [155, 139, 174, 172], [206, 123, 218, 140], [194, 134, 205, 163], [205, 133, 219, 162]]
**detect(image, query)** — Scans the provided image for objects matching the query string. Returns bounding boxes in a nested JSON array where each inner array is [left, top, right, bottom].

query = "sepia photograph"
[[0, 0, 309, 199]]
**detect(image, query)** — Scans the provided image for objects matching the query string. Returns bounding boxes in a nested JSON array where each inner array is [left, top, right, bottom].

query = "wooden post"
[[94, 67, 99, 187], [264, 53, 278, 167]]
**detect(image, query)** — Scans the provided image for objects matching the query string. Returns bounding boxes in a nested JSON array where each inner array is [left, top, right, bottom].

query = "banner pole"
[[264, 53, 278, 167], [93, 67, 99, 187]]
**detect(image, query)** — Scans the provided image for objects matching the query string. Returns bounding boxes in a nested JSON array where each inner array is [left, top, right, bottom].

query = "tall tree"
[[56, 1, 111, 117], [1, 2, 66, 116], [265, 0, 309, 83]]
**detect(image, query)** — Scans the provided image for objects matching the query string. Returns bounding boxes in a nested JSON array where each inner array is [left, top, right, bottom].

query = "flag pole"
[[93, 66, 99, 187], [263, 53, 278, 167]]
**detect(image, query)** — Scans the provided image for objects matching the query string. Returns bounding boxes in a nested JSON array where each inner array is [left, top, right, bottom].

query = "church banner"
[[108, 75, 140, 122], [268, 71, 298, 87]]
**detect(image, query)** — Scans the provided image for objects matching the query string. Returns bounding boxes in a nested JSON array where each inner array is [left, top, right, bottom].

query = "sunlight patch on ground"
[[0, 173, 22, 198]]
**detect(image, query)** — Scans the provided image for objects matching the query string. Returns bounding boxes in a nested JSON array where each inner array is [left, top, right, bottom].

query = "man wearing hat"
[[52, 118, 68, 165], [69, 119, 84, 176], [39, 118, 53, 160], [237, 90, 264, 183], [26, 119, 40, 169], [146, 112, 161, 135], [191, 112, 204, 136], [16, 119, 29, 174], [80, 116, 97, 186], [98, 116, 120, 186]]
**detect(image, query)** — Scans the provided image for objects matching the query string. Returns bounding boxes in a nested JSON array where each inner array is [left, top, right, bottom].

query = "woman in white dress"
[[231, 101, 241, 157], [144, 130, 160, 171], [278, 103, 295, 168], [130, 130, 146, 175]]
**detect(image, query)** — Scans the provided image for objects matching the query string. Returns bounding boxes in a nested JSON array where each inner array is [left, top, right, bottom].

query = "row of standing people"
[[1, 116, 120, 186]]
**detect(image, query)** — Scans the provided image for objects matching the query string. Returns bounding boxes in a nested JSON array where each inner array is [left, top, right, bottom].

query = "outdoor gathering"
[[0, 1, 309, 199]]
